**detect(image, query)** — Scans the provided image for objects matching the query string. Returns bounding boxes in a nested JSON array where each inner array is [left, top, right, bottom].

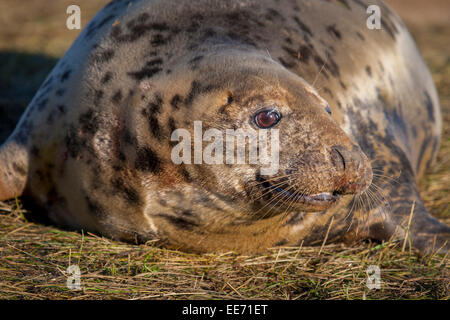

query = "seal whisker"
[[262, 179, 307, 218], [257, 182, 300, 219], [248, 178, 294, 204], [279, 186, 305, 216], [369, 182, 392, 208], [368, 182, 393, 223], [246, 172, 296, 188], [345, 193, 359, 222], [312, 51, 329, 88], [353, 192, 366, 237], [248, 174, 296, 199], [280, 186, 310, 223], [372, 172, 401, 186], [345, 195, 358, 233]]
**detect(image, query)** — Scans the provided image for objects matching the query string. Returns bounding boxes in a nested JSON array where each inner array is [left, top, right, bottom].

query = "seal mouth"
[[301, 192, 337, 204], [261, 180, 338, 210]]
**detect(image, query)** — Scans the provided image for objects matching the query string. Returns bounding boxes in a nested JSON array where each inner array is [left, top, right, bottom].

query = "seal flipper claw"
[[0, 139, 29, 201]]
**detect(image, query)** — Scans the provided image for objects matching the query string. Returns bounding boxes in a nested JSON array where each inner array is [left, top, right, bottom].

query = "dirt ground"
[[0, 0, 448, 300]]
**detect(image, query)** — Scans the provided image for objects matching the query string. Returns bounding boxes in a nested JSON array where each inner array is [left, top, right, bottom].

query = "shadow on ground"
[[0, 51, 57, 141]]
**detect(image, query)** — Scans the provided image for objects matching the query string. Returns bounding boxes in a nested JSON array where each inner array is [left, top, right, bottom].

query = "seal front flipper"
[[357, 162, 450, 255], [0, 138, 29, 201]]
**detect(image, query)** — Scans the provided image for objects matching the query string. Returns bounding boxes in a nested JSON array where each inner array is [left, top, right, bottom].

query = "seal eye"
[[325, 105, 332, 115], [254, 109, 281, 129]]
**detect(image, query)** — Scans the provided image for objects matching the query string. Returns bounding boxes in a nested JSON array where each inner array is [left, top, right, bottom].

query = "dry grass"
[[0, 0, 449, 300], [0, 203, 448, 300]]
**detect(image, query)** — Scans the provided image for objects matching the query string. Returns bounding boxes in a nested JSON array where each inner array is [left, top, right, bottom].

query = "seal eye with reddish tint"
[[254, 109, 281, 129]]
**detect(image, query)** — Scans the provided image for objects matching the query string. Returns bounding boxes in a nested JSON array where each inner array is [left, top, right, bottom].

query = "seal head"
[[172, 51, 373, 218]]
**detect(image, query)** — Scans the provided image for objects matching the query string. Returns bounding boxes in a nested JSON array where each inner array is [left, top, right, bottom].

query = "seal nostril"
[[331, 146, 346, 172]]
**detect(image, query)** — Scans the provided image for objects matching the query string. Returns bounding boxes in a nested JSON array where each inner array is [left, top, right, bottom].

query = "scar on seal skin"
[[0, 0, 448, 254]]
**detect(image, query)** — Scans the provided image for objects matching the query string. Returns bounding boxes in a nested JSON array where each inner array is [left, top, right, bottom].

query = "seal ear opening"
[[0, 140, 28, 201]]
